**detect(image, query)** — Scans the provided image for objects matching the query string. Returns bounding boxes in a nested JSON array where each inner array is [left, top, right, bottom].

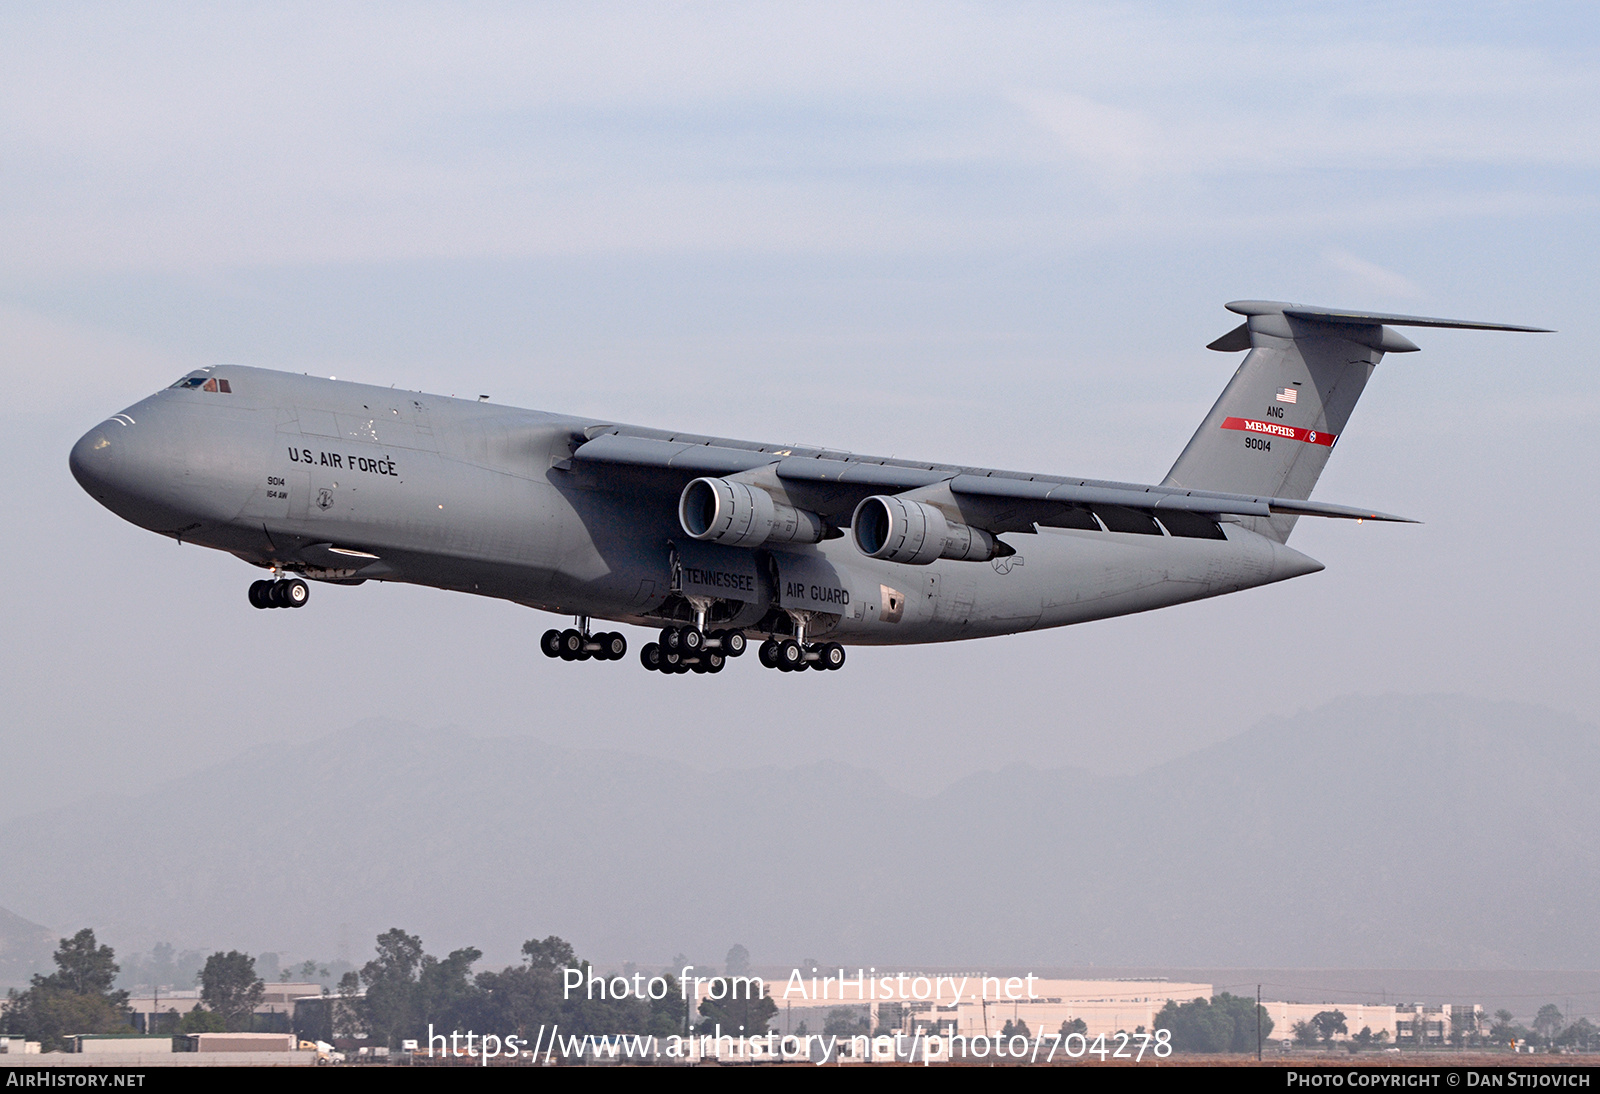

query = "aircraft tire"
[[267, 581, 290, 607], [724, 630, 747, 657], [541, 629, 563, 658], [681, 627, 705, 653], [706, 652, 725, 673], [777, 640, 803, 671], [248, 580, 270, 609], [640, 642, 661, 670], [661, 627, 681, 651], [600, 632, 627, 660], [820, 643, 846, 670], [559, 628, 585, 660], [284, 579, 310, 608], [758, 639, 779, 668]]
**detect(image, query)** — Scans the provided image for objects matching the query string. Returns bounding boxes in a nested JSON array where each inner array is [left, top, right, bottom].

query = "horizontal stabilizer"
[[1227, 300, 1553, 333]]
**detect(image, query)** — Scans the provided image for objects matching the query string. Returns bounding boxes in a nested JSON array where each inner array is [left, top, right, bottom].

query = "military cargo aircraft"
[[70, 300, 1545, 675]]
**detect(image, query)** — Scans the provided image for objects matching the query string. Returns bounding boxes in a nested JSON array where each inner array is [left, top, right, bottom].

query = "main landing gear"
[[639, 626, 747, 675], [540, 618, 628, 663], [249, 578, 309, 609], [757, 638, 845, 672]]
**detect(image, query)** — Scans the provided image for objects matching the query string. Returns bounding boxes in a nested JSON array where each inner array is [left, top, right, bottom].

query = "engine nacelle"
[[678, 478, 828, 548], [850, 495, 1009, 565]]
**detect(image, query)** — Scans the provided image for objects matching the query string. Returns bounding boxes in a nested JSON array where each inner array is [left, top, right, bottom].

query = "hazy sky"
[[1, 2, 1596, 823]]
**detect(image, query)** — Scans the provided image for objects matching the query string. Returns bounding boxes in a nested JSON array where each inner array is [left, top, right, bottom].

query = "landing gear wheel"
[[640, 642, 662, 671], [541, 629, 563, 658], [759, 639, 779, 669], [599, 632, 627, 660], [681, 627, 705, 653], [661, 627, 682, 651], [705, 652, 726, 673], [723, 630, 747, 657], [777, 640, 804, 671], [248, 580, 270, 609], [662, 648, 683, 670], [283, 579, 310, 608], [559, 628, 587, 661], [820, 643, 846, 670], [267, 581, 290, 607]]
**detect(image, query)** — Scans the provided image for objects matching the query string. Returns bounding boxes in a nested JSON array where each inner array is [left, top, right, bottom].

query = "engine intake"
[[678, 478, 827, 548], [851, 495, 1010, 565]]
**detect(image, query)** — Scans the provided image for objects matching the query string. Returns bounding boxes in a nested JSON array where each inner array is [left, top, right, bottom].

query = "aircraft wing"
[[570, 430, 1413, 527]]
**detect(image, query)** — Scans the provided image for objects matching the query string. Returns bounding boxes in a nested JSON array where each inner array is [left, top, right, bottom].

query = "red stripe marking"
[[1221, 417, 1336, 447]]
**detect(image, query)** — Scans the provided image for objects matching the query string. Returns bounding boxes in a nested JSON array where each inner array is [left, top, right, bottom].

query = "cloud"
[[0, 5, 1595, 272], [1324, 249, 1427, 300]]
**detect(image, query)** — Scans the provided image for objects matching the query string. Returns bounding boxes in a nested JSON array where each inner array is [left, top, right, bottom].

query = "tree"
[[333, 971, 365, 1039], [1059, 1018, 1088, 1038], [697, 978, 777, 1035], [725, 945, 751, 977], [200, 951, 266, 1032], [43, 929, 122, 998], [1533, 1004, 1565, 1046], [1000, 1018, 1032, 1039], [1153, 994, 1273, 1053], [178, 1003, 226, 1034], [361, 928, 425, 1047], [474, 936, 575, 1040], [1292, 1020, 1320, 1047], [1, 930, 131, 1051], [1490, 1010, 1530, 1047], [824, 1008, 869, 1037], [1556, 1017, 1597, 1051], [413, 947, 483, 1034], [1311, 1010, 1348, 1046]]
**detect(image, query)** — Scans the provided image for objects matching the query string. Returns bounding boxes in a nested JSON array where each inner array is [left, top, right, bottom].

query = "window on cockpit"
[[170, 376, 232, 392]]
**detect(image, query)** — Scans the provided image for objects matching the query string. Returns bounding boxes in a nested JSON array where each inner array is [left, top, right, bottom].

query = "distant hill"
[[0, 905, 55, 990], [0, 696, 1594, 970]]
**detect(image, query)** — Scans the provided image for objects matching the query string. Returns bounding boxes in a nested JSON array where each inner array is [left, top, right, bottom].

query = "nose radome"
[[69, 415, 190, 530], [69, 425, 117, 499]]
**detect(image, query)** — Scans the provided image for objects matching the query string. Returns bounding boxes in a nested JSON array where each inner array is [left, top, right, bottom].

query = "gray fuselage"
[[69, 365, 1323, 647]]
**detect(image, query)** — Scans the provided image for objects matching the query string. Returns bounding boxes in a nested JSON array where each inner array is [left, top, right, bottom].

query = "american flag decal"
[[1275, 387, 1298, 404]]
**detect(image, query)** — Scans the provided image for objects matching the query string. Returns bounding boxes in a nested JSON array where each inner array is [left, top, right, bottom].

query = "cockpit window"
[[169, 376, 232, 392]]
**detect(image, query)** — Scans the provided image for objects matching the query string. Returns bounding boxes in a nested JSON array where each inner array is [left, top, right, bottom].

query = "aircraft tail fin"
[[1162, 300, 1549, 542]]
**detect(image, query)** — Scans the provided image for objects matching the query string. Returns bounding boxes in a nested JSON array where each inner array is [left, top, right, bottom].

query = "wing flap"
[[948, 474, 1410, 522]]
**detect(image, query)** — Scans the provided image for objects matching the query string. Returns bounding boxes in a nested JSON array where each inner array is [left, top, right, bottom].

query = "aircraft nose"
[[69, 415, 189, 530], [69, 424, 120, 499]]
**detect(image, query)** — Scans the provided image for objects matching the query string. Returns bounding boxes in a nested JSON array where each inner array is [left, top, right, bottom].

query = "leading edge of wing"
[[571, 432, 1414, 524]]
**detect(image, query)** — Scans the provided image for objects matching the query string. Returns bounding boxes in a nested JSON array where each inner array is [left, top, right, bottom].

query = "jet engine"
[[851, 495, 1010, 565], [678, 477, 828, 548]]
